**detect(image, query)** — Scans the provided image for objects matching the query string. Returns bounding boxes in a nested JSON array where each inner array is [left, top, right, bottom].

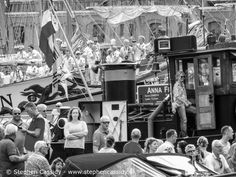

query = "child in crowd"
[[99, 135, 117, 153]]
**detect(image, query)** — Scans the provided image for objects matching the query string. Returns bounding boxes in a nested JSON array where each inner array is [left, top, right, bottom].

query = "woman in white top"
[[64, 107, 88, 158], [99, 135, 117, 153]]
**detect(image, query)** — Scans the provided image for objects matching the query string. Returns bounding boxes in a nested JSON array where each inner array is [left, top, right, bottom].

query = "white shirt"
[[156, 141, 175, 153], [205, 153, 230, 174]]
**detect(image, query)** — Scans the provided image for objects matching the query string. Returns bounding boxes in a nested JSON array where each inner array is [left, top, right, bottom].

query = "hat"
[[185, 144, 196, 153], [100, 115, 110, 123], [56, 102, 62, 107]]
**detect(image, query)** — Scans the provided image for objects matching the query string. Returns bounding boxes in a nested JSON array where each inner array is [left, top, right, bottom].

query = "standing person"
[[51, 102, 62, 127], [156, 129, 177, 153], [24, 102, 45, 152], [144, 137, 163, 154], [37, 104, 52, 145], [173, 71, 195, 137], [123, 128, 143, 154], [25, 141, 54, 177], [93, 115, 110, 153], [0, 124, 28, 177], [64, 107, 88, 158], [98, 135, 117, 153], [219, 125, 234, 159], [37, 104, 52, 161], [5, 108, 28, 155], [205, 140, 231, 174]]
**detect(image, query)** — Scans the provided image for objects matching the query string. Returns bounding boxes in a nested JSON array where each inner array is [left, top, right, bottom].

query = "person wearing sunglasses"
[[4, 107, 28, 155], [93, 115, 110, 153], [205, 140, 231, 174], [173, 71, 196, 137]]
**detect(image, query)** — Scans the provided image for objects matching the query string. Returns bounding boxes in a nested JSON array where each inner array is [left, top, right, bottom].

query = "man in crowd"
[[37, 104, 51, 145], [24, 102, 45, 152], [25, 140, 54, 177], [205, 140, 231, 174], [219, 125, 234, 159], [123, 128, 143, 154], [5, 108, 28, 155], [156, 129, 177, 153], [93, 115, 110, 153], [0, 124, 28, 176]]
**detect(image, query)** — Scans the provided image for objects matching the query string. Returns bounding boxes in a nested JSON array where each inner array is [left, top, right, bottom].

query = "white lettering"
[[147, 87, 162, 94]]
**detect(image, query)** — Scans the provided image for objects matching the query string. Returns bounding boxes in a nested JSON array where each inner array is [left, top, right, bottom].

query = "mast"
[[0, 1, 7, 54], [48, 0, 94, 101], [201, 0, 206, 45]]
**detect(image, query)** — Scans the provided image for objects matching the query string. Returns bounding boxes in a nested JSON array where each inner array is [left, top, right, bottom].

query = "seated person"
[[26, 61, 39, 79], [26, 44, 43, 64]]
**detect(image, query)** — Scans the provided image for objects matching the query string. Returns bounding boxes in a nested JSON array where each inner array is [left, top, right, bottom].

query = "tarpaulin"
[[87, 5, 195, 25]]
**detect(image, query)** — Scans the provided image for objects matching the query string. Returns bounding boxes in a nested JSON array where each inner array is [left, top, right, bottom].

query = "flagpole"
[[48, 0, 94, 101]]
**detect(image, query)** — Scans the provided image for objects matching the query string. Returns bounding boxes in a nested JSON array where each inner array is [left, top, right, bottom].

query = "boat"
[[2, 0, 236, 160]]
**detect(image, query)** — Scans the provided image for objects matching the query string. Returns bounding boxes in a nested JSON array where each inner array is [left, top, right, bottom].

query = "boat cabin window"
[[175, 58, 195, 90], [198, 58, 210, 86], [212, 55, 221, 86]]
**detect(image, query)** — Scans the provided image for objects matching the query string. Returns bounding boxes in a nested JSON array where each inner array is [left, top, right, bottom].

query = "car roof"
[[65, 153, 140, 171]]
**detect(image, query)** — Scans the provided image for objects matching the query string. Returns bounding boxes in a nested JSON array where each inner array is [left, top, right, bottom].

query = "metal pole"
[[202, 0, 206, 45], [48, 0, 94, 101]]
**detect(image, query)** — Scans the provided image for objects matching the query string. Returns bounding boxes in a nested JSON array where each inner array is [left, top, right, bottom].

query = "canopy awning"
[[87, 5, 196, 25]]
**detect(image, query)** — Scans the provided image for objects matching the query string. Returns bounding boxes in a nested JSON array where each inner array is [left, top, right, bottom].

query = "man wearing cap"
[[123, 128, 143, 154], [93, 115, 110, 153]]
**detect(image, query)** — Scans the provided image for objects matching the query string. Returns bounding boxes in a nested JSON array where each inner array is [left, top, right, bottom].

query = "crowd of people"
[[0, 99, 236, 176], [0, 35, 155, 87]]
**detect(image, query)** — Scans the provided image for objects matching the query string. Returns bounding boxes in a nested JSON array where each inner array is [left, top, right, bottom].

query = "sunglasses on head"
[[14, 113, 21, 115]]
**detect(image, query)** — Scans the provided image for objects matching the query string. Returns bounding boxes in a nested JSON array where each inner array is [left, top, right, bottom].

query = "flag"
[[71, 26, 88, 53], [39, 9, 59, 69]]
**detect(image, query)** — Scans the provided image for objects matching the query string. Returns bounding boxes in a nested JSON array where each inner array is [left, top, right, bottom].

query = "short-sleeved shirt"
[[93, 127, 109, 152], [205, 153, 230, 174], [123, 141, 143, 154], [99, 147, 117, 153], [6, 120, 28, 154], [25, 114, 45, 152], [25, 152, 53, 177], [156, 141, 175, 153], [0, 137, 24, 174]]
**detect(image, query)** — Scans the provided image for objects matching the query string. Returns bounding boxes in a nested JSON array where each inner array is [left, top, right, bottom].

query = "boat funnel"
[[102, 63, 137, 104]]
